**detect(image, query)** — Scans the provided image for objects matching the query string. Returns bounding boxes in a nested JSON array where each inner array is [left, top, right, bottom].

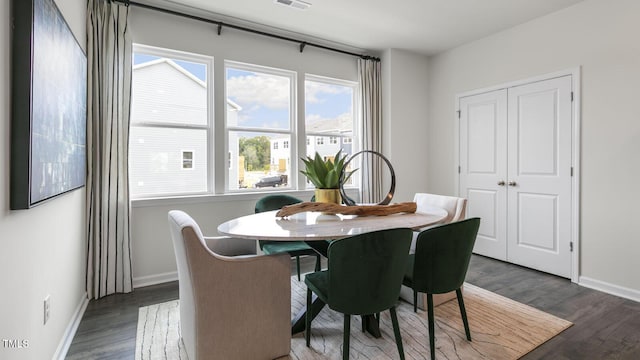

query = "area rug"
[[135, 279, 572, 360]]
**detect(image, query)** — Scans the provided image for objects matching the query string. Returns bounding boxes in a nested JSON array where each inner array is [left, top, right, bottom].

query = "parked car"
[[254, 175, 287, 188]]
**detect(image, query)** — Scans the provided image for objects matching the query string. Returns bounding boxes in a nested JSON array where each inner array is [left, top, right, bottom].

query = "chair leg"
[[427, 293, 435, 360], [343, 315, 351, 360], [413, 290, 418, 313], [296, 256, 301, 281], [389, 307, 405, 360], [456, 288, 472, 341], [306, 289, 312, 347], [314, 254, 321, 271]]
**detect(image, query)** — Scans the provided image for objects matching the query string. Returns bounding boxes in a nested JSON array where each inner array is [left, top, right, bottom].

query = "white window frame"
[[224, 60, 297, 193], [128, 45, 361, 203], [130, 44, 214, 199], [304, 74, 359, 189]]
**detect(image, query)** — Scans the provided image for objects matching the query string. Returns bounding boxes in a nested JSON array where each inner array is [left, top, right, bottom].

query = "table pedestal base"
[[291, 294, 383, 338], [291, 293, 325, 335]]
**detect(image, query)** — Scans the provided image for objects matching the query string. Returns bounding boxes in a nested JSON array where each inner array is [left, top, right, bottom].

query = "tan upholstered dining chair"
[[168, 210, 291, 360]]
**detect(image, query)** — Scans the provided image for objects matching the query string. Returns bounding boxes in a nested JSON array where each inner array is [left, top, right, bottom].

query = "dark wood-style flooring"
[[66, 255, 640, 359]]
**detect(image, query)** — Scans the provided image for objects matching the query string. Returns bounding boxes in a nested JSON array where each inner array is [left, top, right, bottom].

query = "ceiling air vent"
[[274, 0, 311, 10]]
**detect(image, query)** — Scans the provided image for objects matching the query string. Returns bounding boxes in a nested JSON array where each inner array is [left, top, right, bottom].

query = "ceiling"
[[150, 0, 584, 56]]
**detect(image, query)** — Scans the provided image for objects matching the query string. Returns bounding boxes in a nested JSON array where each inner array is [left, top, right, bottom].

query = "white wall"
[[128, 6, 360, 284], [427, 0, 640, 295], [382, 49, 430, 203], [0, 0, 87, 359]]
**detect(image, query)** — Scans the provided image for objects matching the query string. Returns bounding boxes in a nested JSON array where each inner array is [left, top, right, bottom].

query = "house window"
[[182, 151, 194, 169], [129, 45, 211, 198], [226, 61, 294, 190], [305, 75, 358, 188], [129, 45, 359, 197]]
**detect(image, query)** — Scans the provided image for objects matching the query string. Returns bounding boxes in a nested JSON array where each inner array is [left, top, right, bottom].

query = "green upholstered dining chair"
[[304, 228, 413, 360], [255, 194, 321, 280], [403, 217, 481, 360]]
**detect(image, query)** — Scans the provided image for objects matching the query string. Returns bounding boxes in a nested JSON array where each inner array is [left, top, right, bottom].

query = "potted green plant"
[[301, 150, 357, 204]]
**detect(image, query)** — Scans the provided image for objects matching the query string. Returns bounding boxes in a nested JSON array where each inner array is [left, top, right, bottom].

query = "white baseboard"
[[133, 271, 178, 288], [53, 293, 89, 360], [579, 276, 640, 303]]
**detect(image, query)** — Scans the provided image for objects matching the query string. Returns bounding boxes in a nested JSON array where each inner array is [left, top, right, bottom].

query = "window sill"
[[130, 188, 360, 208]]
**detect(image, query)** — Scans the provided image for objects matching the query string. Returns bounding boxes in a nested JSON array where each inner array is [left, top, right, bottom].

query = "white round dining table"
[[217, 205, 448, 241]]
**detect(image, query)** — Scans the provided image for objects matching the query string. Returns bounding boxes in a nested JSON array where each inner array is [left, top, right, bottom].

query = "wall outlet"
[[43, 295, 50, 325]]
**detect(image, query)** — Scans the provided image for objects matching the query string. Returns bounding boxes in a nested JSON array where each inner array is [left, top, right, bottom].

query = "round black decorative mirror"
[[339, 150, 396, 206]]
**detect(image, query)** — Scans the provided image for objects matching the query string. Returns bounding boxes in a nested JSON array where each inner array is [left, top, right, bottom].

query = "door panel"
[[506, 76, 572, 278], [468, 102, 498, 174], [517, 90, 558, 175], [459, 90, 507, 261], [467, 189, 502, 257], [517, 193, 558, 251]]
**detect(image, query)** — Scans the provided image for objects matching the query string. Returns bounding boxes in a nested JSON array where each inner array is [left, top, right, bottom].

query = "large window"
[[305, 75, 357, 187], [129, 45, 359, 197], [226, 62, 294, 190], [129, 45, 212, 198]]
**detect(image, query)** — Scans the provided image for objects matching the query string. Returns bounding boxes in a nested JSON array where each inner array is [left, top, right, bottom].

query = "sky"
[[133, 53, 353, 132]]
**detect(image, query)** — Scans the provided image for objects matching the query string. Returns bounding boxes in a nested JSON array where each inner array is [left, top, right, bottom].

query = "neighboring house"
[[129, 59, 241, 196], [271, 114, 354, 176]]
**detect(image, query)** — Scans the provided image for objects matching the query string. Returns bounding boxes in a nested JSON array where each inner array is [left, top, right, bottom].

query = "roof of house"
[[133, 58, 241, 111], [306, 112, 352, 134]]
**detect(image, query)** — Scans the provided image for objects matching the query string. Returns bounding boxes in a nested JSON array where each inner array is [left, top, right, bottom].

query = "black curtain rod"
[[114, 0, 380, 62]]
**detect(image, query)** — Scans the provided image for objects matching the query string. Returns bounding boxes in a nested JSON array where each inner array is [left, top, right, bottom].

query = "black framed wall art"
[[11, 0, 87, 209]]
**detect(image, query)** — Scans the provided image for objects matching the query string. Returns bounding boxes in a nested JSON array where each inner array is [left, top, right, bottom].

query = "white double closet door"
[[459, 75, 573, 278]]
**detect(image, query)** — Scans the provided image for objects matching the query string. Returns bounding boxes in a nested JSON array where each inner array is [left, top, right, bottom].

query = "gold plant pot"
[[315, 189, 341, 204]]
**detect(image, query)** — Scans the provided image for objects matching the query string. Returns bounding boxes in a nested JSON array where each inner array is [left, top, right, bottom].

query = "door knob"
[[508, 181, 517, 186], [497, 180, 505, 186]]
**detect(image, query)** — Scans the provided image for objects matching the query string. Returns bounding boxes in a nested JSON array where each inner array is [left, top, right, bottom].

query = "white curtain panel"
[[358, 58, 383, 204], [86, 0, 133, 299]]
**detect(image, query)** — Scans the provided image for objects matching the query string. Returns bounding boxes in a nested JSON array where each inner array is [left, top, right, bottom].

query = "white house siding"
[[130, 60, 208, 196], [130, 127, 208, 196], [312, 136, 350, 158], [131, 61, 207, 126]]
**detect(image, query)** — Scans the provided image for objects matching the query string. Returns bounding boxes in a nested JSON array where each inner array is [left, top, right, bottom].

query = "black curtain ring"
[[339, 150, 396, 206]]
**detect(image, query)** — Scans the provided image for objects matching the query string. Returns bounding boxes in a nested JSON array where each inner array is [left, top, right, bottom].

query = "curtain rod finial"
[[360, 55, 381, 62]]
